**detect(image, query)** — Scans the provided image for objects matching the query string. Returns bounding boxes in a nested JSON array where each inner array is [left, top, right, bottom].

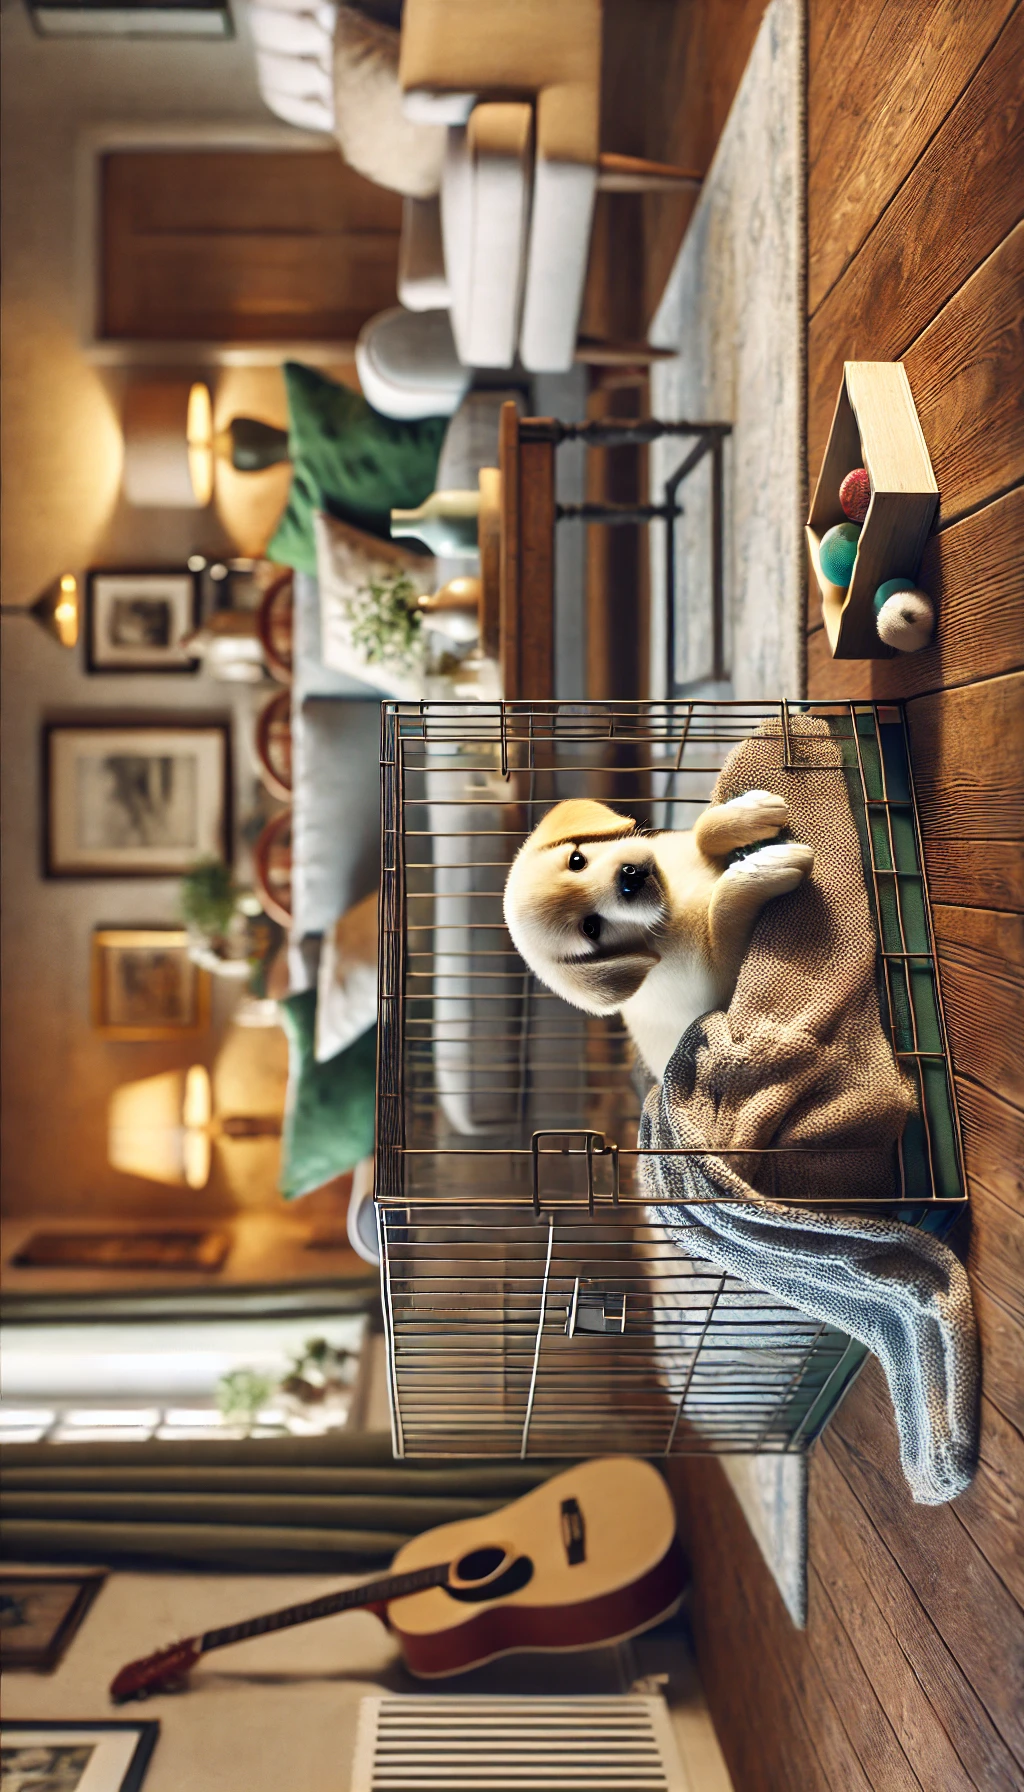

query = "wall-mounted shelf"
[[806, 362, 938, 659]]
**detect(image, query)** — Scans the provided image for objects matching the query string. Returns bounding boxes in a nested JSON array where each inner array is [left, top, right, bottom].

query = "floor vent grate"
[[350, 1694, 690, 1791]]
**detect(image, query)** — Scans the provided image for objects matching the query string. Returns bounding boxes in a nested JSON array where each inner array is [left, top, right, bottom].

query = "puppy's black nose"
[[618, 862, 650, 900]]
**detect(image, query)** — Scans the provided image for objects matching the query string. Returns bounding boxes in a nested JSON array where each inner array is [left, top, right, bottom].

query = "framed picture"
[[44, 722, 230, 878], [92, 929, 210, 1039], [0, 1722, 158, 1792], [85, 571, 200, 674], [0, 1571, 106, 1674], [10, 1232, 230, 1272], [204, 557, 263, 613]]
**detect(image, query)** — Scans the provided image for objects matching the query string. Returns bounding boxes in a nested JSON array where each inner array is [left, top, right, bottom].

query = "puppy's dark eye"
[[568, 850, 586, 871], [581, 915, 601, 942]]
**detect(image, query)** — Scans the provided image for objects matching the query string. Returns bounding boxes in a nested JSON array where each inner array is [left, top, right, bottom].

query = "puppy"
[[503, 794, 814, 1081]]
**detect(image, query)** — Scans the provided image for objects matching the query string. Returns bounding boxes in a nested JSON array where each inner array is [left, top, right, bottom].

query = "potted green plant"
[[340, 569, 427, 675], [180, 858, 279, 983]]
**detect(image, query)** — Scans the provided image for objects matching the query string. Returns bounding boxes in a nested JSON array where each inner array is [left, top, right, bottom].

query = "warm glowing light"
[[109, 1070, 192, 1187], [187, 383, 215, 506], [183, 1128, 213, 1191], [183, 1063, 213, 1130], [52, 573, 79, 648], [187, 382, 213, 445], [109, 1064, 213, 1190]]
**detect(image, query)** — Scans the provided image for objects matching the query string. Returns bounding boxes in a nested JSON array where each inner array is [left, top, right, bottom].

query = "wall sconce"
[[122, 380, 290, 510], [109, 1064, 282, 1191], [0, 573, 80, 648]]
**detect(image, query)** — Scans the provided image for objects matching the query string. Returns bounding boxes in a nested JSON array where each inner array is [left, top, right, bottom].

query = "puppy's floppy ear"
[[528, 798, 635, 851], [559, 949, 659, 1014]]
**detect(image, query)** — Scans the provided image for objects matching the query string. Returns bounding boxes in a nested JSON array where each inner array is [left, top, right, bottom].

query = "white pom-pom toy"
[[874, 579, 935, 653]]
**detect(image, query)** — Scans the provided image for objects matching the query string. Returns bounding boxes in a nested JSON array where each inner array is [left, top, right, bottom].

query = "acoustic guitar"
[[110, 1457, 684, 1701]]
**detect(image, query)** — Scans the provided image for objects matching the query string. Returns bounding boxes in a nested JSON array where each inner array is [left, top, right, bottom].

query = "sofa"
[[288, 387, 515, 989], [247, 0, 603, 373]]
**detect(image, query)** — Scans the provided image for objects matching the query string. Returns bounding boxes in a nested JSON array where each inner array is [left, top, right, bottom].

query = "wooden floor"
[[591, 2, 1024, 1787], [585, 0, 769, 342], [659, 3, 1024, 1788]]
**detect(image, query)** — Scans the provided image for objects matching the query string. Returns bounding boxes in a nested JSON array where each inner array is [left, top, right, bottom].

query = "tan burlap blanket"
[[639, 716, 978, 1503]]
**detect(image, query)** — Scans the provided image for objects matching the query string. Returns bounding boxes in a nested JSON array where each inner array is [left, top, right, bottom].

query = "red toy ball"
[[839, 467, 871, 524]]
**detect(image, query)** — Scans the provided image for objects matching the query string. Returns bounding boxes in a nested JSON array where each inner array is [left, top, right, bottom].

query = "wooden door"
[[100, 149, 403, 343]]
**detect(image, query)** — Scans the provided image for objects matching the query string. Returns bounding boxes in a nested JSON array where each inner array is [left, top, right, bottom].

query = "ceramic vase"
[[417, 576, 482, 645], [391, 489, 480, 558]]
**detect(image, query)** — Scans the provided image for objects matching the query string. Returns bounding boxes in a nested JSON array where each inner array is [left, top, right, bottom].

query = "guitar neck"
[[200, 1562, 451, 1655]]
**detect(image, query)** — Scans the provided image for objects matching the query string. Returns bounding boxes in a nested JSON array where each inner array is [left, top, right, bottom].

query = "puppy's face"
[[504, 799, 664, 1014]]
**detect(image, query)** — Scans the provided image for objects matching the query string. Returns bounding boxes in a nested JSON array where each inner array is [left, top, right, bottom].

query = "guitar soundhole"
[[456, 1547, 506, 1583], [445, 1553, 534, 1605]]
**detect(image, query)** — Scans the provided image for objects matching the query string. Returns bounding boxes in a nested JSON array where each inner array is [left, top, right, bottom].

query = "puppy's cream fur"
[[503, 795, 814, 1080]]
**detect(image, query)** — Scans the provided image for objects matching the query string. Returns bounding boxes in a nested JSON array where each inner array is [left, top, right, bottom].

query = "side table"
[[480, 401, 733, 700]]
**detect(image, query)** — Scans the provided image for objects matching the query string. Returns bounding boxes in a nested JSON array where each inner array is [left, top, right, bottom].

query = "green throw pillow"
[[278, 987, 377, 1199], [268, 362, 447, 573]]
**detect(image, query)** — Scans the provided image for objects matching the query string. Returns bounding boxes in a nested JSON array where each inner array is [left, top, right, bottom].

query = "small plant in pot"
[[342, 569, 479, 676], [342, 569, 427, 675], [180, 857, 277, 982]]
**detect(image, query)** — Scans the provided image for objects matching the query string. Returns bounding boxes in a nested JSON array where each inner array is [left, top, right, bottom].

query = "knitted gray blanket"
[[639, 719, 978, 1504]]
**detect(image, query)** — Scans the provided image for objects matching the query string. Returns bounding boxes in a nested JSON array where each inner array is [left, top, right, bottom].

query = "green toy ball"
[[819, 521, 861, 587]]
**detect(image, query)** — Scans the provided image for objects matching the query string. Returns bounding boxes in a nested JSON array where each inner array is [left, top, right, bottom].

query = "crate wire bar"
[[376, 700, 966, 1460]]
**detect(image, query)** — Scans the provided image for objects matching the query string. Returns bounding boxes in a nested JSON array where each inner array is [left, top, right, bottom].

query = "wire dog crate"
[[375, 700, 966, 1460]]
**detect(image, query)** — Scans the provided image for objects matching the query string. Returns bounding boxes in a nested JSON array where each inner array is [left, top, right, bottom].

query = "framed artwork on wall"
[[44, 722, 230, 877], [0, 1569, 107, 1673], [85, 570, 200, 674], [0, 1722, 159, 1792], [91, 929, 210, 1039]]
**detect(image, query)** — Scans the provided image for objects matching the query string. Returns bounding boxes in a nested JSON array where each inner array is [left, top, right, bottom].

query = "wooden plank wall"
[[670, 5, 1024, 1788]]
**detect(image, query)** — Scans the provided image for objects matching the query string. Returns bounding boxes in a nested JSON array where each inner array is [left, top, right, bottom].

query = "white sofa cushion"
[[426, 752, 521, 1135], [260, 87, 335, 132], [333, 6, 445, 197], [255, 47, 333, 102], [398, 196, 452, 313], [315, 890, 378, 1061], [520, 155, 596, 374], [293, 568, 378, 700], [346, 1155, 379, 1262], [291, 696, 381, 937], [355, 306, 469, 420], [402, 89, 476, 126], [315, 511, 435, 699], [441, 105, 532, 370], [249, 2, 335, 57]]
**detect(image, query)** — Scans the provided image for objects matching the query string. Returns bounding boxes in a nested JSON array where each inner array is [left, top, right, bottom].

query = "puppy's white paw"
[[725, 789, 792, 835], [734, 840, 814, 893]]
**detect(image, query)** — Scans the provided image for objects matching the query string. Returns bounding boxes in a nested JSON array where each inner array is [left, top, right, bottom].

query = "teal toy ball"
[[818, 521, 861, 587]]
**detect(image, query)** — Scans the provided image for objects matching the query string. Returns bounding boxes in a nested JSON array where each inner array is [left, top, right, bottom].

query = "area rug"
[[648, 0, 805, 701], [649, 0, 810, 1625], [721, 1453, 806, 1625]]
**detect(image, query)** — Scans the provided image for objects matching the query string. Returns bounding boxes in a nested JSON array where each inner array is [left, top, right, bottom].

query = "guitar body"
[[386, 1458, 685, 1677], [110, 1456, 685, 1702]]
